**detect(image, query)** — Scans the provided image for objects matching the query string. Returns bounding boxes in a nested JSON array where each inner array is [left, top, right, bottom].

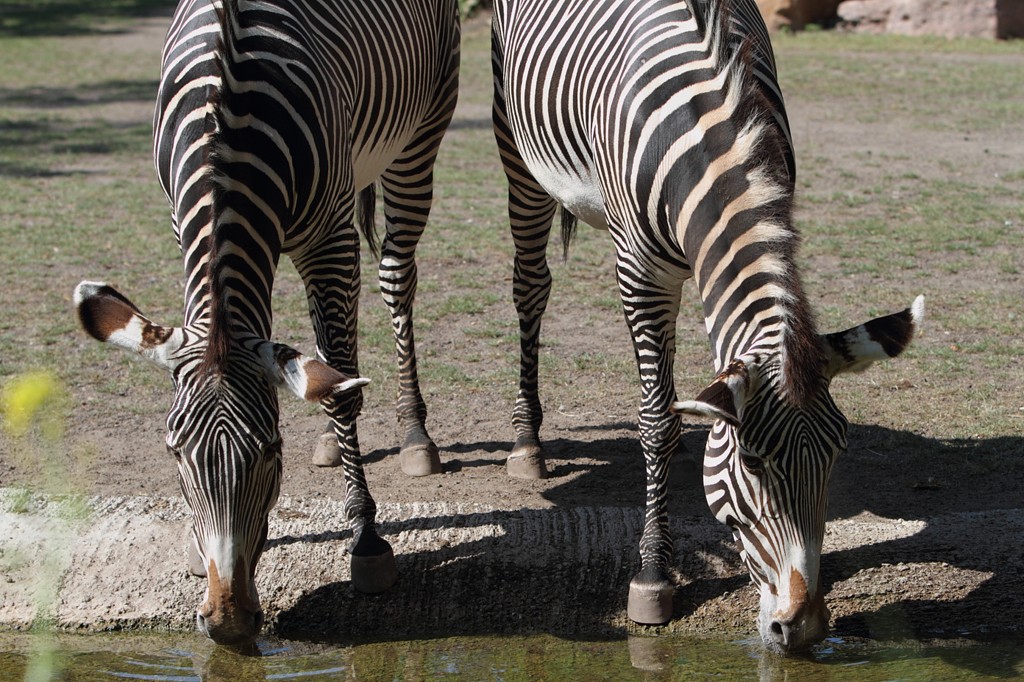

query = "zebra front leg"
[[324, 388, 397, 593], [507, 182, 558, 479], [297, 234, 396, 593], [628, 409, 680, 623], [619, 267, 683, 624]]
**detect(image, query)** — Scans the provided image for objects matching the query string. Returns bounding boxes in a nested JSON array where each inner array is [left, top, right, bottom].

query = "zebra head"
[[74, 281, 368, 645], [674, 296, 924, 653]]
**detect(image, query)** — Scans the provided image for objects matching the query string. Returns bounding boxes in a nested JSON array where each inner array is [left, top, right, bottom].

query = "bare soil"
[[2, 12, 1023, 644]]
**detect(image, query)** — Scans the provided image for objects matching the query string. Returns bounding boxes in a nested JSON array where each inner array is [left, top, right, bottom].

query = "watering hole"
[[2, 631, 1023, 681]]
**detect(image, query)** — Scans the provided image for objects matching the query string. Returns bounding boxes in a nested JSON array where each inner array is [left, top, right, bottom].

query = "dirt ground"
[[2, 11, 1023, 644]]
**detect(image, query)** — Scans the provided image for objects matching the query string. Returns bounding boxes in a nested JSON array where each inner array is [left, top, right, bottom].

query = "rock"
[[756, 0, 842, 31], [835, 0, 887, 32], [837, 0, 1024, 38]]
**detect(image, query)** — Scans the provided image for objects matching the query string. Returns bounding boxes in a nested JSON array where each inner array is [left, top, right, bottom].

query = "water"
[[1, 632, 1022, 681]]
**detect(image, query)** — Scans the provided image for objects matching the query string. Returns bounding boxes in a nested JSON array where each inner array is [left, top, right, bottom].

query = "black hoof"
[[350, 530, 397, 593]]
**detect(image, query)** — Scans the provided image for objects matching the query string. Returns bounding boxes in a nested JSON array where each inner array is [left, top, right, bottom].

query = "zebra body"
[[492, 0, 920, 652], [76, 0, 459, 644]]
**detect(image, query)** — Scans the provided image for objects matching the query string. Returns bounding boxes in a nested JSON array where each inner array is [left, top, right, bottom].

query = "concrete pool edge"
[[2, 489, 1021, 640]]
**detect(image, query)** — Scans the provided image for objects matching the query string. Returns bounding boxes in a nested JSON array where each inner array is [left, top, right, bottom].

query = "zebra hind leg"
[[491, 37, 558, 479], [377, 148, 450, 476], [507, 183, 558, 479], [312, 423, 344, 467]]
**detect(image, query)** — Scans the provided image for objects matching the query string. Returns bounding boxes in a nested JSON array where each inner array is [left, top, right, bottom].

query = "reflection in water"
[[107, 648, 197, 679], [0, 632, 1022, 680], [627, 634, 669, 672]]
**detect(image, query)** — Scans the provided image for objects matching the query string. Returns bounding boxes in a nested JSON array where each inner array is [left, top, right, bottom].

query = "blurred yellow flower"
[[2, 371, 62, 439]]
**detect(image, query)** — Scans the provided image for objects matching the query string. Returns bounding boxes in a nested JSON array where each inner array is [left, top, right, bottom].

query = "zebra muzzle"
[[761, 569, 829, 653], [196, 557, 264, 645]]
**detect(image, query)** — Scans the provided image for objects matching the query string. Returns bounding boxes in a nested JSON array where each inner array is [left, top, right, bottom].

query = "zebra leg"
[[618, 264, 683, 624], [506, 184, 557, 479], [628, 408, 680, 624], [376, 14, 458, 478], [379, 163, 442, 476], [492, 45, 558, 479], [312, 423, 343, 467], [295, 230, 397, 594], [324, 389, 396, 593]]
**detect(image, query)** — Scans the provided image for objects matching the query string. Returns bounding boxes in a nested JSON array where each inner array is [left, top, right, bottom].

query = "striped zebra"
[[491, 0, 922, 652], [74, 0, 459, 644]]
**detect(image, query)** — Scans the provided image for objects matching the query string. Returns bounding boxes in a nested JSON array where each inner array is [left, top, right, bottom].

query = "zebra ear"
[[671, 361, 748, 427], [74, 280, 183, 371], [257, 343, 370, 403], [823, 296, 924, 378]]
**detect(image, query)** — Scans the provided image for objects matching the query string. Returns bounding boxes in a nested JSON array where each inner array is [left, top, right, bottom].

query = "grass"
[[771, 30, 1024, 443], [0, 5, 1021, 466], [774, 31, 1024, 132]]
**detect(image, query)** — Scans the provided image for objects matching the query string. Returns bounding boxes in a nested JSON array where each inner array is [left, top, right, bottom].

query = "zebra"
[[491, 0, 923, 652], [74, 0, 459, 645]]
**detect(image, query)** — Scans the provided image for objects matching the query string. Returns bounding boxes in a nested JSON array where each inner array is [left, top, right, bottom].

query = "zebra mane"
[[697, 0, 825, 407], [192, 1, 232, 377], [199, 0, 257, 377], [197, 0, 377, 377]]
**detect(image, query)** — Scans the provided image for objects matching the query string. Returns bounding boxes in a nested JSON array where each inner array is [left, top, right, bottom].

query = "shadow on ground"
[[0, 0, 175, 38], [0, 79, 157, 177], [274, 422, 1023, 647]]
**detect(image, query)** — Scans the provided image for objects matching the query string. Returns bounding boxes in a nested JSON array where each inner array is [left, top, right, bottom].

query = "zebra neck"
[[686, 210, 797, 369], [695, 255, 824, 406], [705, 306, 786, 376], [178, 205, 281, 348]]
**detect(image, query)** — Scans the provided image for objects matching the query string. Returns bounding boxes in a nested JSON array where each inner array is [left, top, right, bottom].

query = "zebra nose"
[[196, 603, 264, 645], [766, 606, 828, 653], [768, 618, 800, 651]]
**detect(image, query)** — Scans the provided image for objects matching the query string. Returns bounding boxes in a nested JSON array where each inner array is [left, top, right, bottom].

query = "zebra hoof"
[[627, 569, 675, 625], [312, 432, 344, 467], [507, 441, 547, 479], [350, 546, 397, 594], [400, 443, 442, 476]]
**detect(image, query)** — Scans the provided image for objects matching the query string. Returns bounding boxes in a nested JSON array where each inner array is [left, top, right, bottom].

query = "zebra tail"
[[358, 184, 380, 260], [559, 206, 577, 262]]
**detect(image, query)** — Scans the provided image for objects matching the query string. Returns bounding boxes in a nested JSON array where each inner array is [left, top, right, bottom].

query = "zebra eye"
[[166, 444, 181, 461], [263, 439, 282, 459], [739, 452, 764, 473]]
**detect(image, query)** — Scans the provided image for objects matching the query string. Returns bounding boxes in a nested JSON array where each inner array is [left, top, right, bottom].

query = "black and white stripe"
[[492, 0, 919, 653], [85, 0, 459, 644]]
